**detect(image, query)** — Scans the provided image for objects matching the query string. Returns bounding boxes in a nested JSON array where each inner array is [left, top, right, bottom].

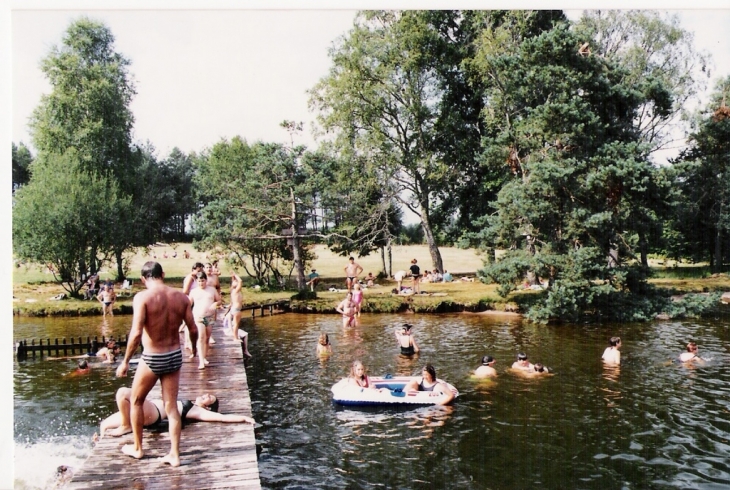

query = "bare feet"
[[209, 337, 216, 344], [160, 454, 181, 467], [204, 358, 209, 365], [188, 353, 195, 360], [121, 444, 143, 460], [244, 351, 252, 358], [108, 426, 133, 437], [198, 363, 206, 369]]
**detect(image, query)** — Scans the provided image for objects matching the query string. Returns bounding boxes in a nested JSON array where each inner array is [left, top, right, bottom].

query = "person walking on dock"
[[116, 261, 198, 467], [189, 271, 221, 370]]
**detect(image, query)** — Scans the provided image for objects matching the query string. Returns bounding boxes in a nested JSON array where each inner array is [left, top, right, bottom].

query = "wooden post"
[[31, 339, 36, 358], [63, 338, 67, 356], [46, 338, 51, 357]]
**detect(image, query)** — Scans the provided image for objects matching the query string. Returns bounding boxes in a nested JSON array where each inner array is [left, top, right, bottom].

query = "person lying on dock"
[[97, 387, 254, 440], [404, 364, 456, 405]]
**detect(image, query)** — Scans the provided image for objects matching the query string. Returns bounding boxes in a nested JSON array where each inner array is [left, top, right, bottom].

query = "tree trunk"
[[380, 246, 386, 277], [420, 210, 443, 273], [291, 188, 306, 290], [714, 227, 722, 273], [115, 249, 125, 281], [387, 241, 393, 278], [639, 233, 649, 268]]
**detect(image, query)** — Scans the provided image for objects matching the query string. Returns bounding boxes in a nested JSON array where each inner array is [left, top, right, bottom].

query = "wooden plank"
[[67, 318, 261, 490]]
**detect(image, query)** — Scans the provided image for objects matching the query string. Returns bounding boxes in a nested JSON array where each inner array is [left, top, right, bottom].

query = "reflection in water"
[[14, 312, 730, 489]]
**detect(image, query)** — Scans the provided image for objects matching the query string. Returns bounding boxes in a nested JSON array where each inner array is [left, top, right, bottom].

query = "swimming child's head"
[[77, 359, 88, 370], [687, 341, 698, 352], [534, 363, 545, 373], [319, 333, 329, 346], [481, 355, 494, 366], [517, 352, 528, 362], [609, 337, 621, 347]]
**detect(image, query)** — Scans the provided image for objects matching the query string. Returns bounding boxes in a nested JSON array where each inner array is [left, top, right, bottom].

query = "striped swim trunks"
[[141, 348, 183, 376]]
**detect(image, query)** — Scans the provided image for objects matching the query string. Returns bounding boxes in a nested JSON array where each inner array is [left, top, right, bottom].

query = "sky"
[[8, 4, 730, 159], [2, 2, 730, 488]]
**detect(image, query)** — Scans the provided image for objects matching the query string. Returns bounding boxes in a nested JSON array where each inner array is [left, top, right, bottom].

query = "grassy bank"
[[12, 244, 729, 317]]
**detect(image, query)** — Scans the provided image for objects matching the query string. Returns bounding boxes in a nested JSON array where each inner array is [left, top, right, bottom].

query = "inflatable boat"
[[331, 375, 459, 406]]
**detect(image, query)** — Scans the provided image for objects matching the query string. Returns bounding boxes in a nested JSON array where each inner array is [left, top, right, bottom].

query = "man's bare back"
[[116, 262, 198, 467]]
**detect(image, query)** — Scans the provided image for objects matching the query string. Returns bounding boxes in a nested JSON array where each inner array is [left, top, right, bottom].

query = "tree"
[[574, 10, 711, 154], [27, 17, 140, 280], [472, 19, 670, 322], [669, 77, 730, 271], [12, 150, 128, 295], [29, 17, 135, 178], [192, 138, 307, 288], [12, 142, 33, 192], [311, 11, 456, 273]]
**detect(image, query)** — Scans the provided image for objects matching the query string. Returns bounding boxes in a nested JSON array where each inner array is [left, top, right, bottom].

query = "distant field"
[[13, 243, 487, 285]]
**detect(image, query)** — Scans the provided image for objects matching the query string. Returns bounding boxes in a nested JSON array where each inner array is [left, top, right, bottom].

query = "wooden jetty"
[[67, 323, 261, 489]]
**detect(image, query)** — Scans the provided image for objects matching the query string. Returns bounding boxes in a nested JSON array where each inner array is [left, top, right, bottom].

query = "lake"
[[13, 311, 730, 489]]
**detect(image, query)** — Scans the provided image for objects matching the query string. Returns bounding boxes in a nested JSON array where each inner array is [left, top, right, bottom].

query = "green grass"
[[12, 243, 730, 317]]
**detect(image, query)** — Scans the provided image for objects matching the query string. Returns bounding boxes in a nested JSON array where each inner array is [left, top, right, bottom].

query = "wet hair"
[[318, 333, 330, 346], [422, 364, 436, 381], [517, 352, 528, 361], [196, 271, 208, 280], [141, 261, 163, 279], [534, 363, 546, 373], [687, 341, 698, 352], [609, 337, 621, 347], [403, 323, 413, 332], [77, 359, 88, 369], [481, 355, 494, 365], [350, 360, 366, 379]]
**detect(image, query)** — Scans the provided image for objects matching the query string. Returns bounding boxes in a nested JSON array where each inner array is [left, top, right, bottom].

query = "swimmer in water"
[[511, 352, 534, 372], [316, 333, 332, 356], [473, 355, 497, 378], [679, 341, 705, 363], [602, 337, 621, 365]]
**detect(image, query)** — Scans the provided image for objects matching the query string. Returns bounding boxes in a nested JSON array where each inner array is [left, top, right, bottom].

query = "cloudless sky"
[[2, 2, 730, 489], [9, 5, 730, 159]]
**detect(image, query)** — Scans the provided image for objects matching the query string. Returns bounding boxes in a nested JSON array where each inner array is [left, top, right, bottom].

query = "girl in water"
[[394, 324, 420, 355], [316, 333, 332, 356]]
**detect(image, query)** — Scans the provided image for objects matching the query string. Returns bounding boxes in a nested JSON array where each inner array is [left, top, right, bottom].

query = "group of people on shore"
[[94, 261, 254, 467]]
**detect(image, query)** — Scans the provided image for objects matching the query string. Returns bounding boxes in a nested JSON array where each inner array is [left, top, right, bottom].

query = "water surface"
[[13, 312, 730, 489]]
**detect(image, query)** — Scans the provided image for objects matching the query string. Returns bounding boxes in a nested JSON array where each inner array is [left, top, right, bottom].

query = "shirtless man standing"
[[336, 291, 357, 327], [344, 256, 363, 292], [188, 271, 221, 369], [181, 263, 204, 351], [116, 261, 198, 467], [97, 284, 117, 317], [225, 272, 251, 358]]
